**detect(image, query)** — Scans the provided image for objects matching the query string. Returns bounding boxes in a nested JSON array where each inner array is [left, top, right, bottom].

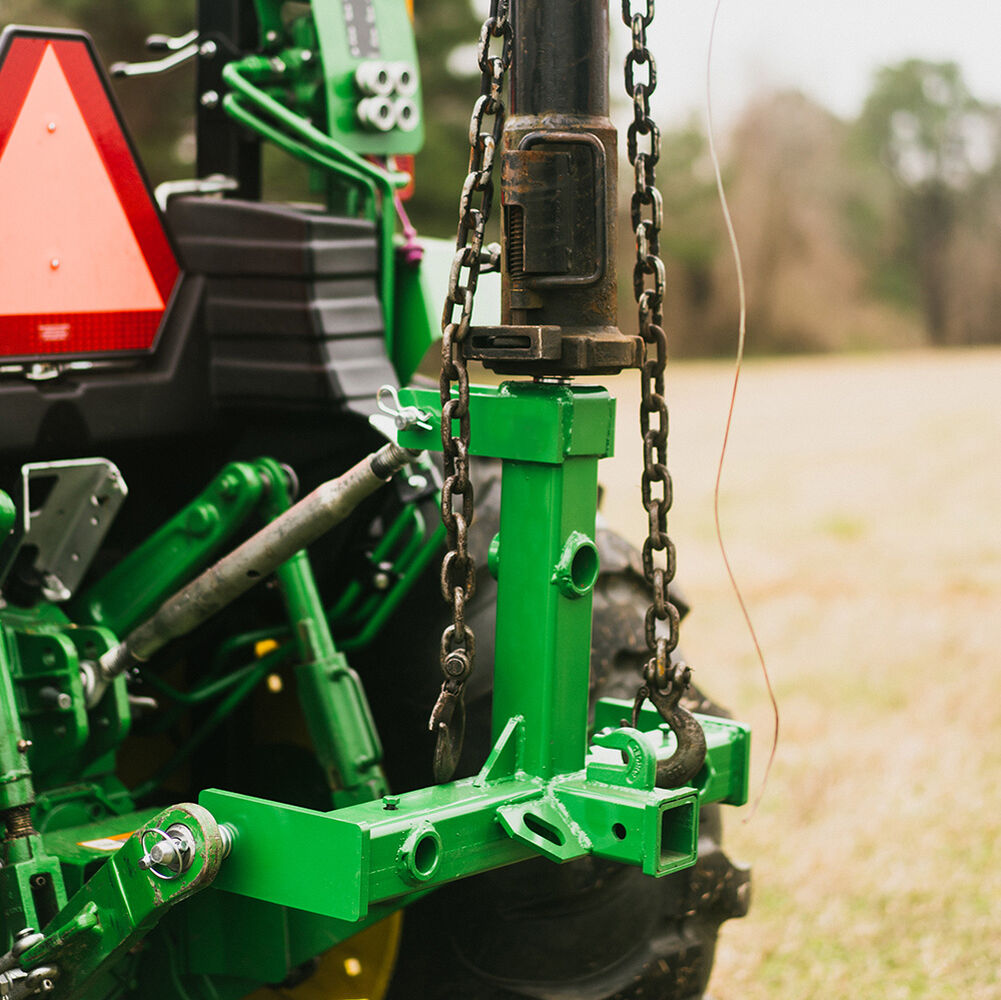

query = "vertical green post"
[[489, 384, 615, 777], [398, 381, 615, 778]]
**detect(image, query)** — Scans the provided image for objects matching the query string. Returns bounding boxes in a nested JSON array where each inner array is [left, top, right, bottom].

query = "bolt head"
[[219, 472, 240, 499], [149, 842, 174, 864], [443, 650, 469, 679], [186, 503, 216, 536]]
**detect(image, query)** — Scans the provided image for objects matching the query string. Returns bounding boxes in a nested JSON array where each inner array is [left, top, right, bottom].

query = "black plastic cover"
[[168, 197, 395, 415]]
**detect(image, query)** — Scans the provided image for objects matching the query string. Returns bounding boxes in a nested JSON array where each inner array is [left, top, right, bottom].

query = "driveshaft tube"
[[87, 442, 418, 705]]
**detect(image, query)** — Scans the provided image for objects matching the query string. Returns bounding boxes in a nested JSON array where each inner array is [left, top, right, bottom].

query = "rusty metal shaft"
[[466, 0, 642, 376]]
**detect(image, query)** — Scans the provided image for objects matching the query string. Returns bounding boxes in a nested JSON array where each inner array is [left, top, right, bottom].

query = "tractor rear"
[[0, 3, 751, 998]]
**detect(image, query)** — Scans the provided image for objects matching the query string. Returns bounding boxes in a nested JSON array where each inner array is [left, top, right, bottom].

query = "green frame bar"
[[401, 382, 615, 774]]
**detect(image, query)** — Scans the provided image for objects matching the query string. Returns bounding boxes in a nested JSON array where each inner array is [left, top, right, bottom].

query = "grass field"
[[596, 348, 1001, 999]]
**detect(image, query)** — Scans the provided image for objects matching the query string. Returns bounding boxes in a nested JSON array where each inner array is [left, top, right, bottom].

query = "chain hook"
[[428, 0, 510, 783], [620, 0, 707, 785], [631, 652, 707, 788], [431, 692, 466, 783]]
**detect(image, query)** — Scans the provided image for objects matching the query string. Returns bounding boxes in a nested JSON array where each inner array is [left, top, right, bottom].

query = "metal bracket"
[[16, 460, 127, 602], [464, 324, 562, 362], [19, 804, 226, 999]]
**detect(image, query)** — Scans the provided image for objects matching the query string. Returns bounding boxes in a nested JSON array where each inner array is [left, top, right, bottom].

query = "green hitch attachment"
[[194, 383, 749, 924], [199, 708, 748, 922]]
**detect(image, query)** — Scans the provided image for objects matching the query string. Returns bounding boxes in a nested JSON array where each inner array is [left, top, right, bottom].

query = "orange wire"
[[705, 0, 779, 818]]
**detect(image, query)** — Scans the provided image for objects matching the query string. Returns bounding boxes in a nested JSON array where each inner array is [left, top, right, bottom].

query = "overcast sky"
[[609, 0, 1000, 128]]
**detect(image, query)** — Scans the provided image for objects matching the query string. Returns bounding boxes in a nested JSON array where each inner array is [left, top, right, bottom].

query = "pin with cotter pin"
[[376, 385, 433, 432]]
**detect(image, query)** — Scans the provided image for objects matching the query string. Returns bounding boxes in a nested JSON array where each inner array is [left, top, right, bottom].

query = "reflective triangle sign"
[[0, 27, 179, 358]]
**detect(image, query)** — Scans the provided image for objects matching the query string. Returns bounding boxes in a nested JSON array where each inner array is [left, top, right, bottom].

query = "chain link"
[[428, 0, 512, 784], [621, 0, 686, 705]]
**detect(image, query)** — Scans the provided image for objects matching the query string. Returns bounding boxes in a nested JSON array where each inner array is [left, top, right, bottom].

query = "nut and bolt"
[[218, 472, 241, 499], [372, 562, 394, 591], [39, 687, 71, 710]]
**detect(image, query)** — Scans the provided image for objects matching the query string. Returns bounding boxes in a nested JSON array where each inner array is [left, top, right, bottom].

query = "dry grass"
[[594, 347, 1001, 999]]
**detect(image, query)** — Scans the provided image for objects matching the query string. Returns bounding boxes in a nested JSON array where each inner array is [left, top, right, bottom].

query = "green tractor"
[[0, 3, 750, 997]]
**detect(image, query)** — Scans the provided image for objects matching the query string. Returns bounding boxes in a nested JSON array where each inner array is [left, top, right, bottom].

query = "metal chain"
[[428, 0, 513, 784], [621, 1, 704, 785]]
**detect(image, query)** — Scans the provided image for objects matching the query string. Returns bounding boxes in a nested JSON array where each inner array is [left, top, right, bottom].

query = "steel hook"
[[632, 659, 707, 788]]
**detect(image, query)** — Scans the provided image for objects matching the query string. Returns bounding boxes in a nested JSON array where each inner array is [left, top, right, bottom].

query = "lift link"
[[431, 0, 512, 782]]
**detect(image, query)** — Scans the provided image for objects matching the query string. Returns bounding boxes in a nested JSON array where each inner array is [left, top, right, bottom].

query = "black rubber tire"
[[354, 460, 750, 1000]]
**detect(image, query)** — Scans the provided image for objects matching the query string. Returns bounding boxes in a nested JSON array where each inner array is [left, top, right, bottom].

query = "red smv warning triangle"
[[0, 27, 179, 359]]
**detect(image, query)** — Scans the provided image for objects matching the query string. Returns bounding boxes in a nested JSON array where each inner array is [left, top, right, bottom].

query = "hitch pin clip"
[[377, 385, 433, 432]]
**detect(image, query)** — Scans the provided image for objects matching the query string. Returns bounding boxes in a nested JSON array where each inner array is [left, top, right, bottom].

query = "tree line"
[[7, 1, 998, 353], [652, 60, 1001, 355]]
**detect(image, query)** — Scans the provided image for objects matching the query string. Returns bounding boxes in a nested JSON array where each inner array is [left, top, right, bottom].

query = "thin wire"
[[706, 0, 778, 818]]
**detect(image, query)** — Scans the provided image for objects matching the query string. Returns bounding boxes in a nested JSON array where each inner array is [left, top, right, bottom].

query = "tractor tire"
[[354, 460, 750, 1000]]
